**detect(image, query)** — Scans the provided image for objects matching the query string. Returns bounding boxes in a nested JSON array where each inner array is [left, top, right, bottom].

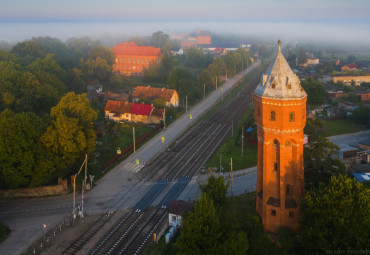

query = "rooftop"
[[112, 41, 161, 56], [254, 40, 307, 100]]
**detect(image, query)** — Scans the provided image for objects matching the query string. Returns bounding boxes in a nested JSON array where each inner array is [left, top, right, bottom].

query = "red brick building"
[[254, 41, 307, 233], [112, 42, 161, 77]]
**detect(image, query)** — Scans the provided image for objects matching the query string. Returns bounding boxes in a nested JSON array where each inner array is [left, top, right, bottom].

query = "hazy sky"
[[1, 0, 370, 43], [1, 0, 370, 22]]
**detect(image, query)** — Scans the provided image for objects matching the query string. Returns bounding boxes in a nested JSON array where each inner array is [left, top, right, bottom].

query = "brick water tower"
[[253, 41, 307, 233]]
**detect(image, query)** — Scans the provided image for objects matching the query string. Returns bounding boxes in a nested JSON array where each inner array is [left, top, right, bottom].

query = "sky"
[[1, 0, 370, 43]]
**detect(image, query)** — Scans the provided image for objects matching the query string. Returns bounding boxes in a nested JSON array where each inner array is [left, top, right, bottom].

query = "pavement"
[[0, 61, 261, 255]]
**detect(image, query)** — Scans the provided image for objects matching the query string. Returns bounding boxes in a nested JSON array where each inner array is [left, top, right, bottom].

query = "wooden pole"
[[241, 125, 244, 157], [216, 76, 218, 91], [231, 157, 233, 196], [203, 83, 205, 99], [72, 175, 76, 224], [133, 127, 136, 154]]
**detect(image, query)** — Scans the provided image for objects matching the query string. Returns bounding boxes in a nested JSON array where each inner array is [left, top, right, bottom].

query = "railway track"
[[62, 65, 264, 255]]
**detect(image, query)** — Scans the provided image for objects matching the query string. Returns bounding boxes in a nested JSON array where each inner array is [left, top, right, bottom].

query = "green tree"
[[350, 106, 370, 128], [301, 78, 326, 105], [0, 109, 55, 188], [168, 68, 197, 100], [300, 174, 370, 253], [176, 193, 221, 255], [11, 41, 44, 64], [304, 136, 346, 189], [152, 98, 166, 109], [200, 175, 229, 208], [151, 31, 169, 49], [42, 92, 97, 171], [225, 51, 242, 76]]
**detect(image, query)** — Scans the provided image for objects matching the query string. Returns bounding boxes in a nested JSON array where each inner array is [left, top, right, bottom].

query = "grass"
[[0, 222, 8, 244], [321, 119, 366, 137], [88, 121, 159, 180], [206, 107, 258, 172]]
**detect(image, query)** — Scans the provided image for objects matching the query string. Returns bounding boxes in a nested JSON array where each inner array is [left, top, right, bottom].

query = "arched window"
[[289, 112, 295, 122], [270, 111, 275, 121]]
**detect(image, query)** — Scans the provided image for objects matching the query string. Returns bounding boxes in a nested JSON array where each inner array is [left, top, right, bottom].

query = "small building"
[[356, 91, 370, 101], [87, 80, 104, 103], [302, 53, 319, 67], [333, 75, 370, 86], [341, 63, 359, 72], [359, 139, 370, 150], [168, 200, 193, 227], [338, 144, 359, 159], [104, 91, 130, 102], [327, 90, 349, 99], [131, 86, 179, 107], [104, 100, 133, 122], [352, 172, 370, 183]]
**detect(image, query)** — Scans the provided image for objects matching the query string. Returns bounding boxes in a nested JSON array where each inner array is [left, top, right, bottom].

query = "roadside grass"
[[88, 122, 158, 180], [0, 222, 8, 244], [321, 119, 366, 137], [206, 107, 258, 172]]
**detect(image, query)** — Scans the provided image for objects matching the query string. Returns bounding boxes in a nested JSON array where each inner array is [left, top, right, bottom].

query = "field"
[[321, 119, 366, 137]]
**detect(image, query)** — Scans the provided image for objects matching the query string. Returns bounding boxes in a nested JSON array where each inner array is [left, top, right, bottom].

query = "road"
[[0, 61, 261, 255]]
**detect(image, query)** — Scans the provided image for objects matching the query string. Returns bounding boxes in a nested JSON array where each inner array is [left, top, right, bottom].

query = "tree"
[[168, 68, 197, 100], [0, 109, 55, 188], [176, 193, 221, 255], [350, 106, 370, 128], [151, 31, 169, 49], [304, 136, 346, 189], [200, 175, 229, 208], [152, 98, 166, 109], [300, 174, 370, 253], [304, 118, 324, 142], [42, 92, 97, 171], [297, 46, 307, 65], [176, 175, 249, 255], [225, 51, 242, 76], [301, 78, 326, 105], [83, 45, 114, 83]]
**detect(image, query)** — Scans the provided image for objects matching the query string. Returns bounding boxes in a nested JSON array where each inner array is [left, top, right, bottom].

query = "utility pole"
[[163, 108, 166, 129], [72, 174, 76, 224], [241, 125, 244, 157], [73, 155, 88, 223], [81, 154, 87, 218], [133, 127, 136, 154], [203, 83, 205, 99], [216, 76, 218, 91], [231, 120, 234, 137], [230, 157, 233, 196], [220, 154, 222, 173], [186, 95, 188, 113]]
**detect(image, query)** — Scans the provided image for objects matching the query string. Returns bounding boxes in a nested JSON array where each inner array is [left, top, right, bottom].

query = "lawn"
[[206, 107, 258, 172], [321, 119, 366, 137], [88, 121, 158, 180]]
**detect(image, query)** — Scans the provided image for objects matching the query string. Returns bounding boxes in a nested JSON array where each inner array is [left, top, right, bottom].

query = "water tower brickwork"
[[253, 41, 307, 233]]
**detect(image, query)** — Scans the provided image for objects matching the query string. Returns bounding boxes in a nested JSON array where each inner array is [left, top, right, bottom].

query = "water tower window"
[[270, 111, 276, 121], [272, 83, 276, 89], [289, 211, 294, 218], [289, 112, 295, 122], [287, 84, 291, 89], [271, 210, 276, 216]]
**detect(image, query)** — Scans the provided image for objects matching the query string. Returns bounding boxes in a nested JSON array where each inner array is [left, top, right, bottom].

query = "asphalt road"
[[0, 61, 261, 255]]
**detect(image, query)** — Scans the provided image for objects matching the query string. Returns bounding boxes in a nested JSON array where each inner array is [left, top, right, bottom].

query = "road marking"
[[124, 162, 145, 173]]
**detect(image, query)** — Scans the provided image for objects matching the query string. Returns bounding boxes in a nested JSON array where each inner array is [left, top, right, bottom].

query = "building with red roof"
[[131, 86, 179, 107], [112, 42, 161, 77], [104, 100, 164, 124], [341, 63, 359, 72]]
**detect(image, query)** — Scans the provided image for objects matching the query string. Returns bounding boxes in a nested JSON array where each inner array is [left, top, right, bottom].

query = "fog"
[[1, 20, 370, 46]]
